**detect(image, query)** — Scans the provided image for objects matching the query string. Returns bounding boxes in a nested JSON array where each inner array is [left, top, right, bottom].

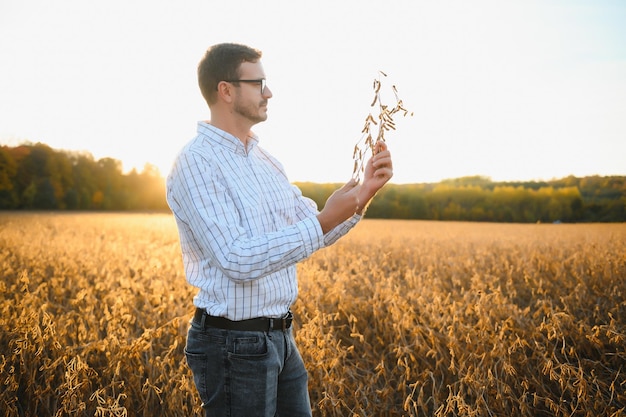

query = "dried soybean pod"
[[351, 70, 412, 181], [370, 94, 378, 107]]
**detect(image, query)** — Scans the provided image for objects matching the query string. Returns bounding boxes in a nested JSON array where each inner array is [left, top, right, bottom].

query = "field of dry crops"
[[1, 212, 624, 417]]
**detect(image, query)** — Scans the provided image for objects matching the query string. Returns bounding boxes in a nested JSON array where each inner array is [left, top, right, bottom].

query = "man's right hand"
[[316, 179, 360, 234]]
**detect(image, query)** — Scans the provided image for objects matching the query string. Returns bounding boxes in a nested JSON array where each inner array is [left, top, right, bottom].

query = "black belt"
[[193, 308, 293, 332]]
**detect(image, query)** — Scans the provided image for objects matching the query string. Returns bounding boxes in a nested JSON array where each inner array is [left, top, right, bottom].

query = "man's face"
[[232, 61, 272, 125]]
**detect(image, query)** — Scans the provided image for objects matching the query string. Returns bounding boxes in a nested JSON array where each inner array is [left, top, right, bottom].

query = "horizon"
[[3, 138, 624, 186]]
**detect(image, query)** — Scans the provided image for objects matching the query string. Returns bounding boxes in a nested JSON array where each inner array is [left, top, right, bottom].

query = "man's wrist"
[[356, 190, 376, 215]]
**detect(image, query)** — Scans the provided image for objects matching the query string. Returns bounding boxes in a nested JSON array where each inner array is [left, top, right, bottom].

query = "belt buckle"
[[268, 311, 293, 331], [269, 317, 287, 331]]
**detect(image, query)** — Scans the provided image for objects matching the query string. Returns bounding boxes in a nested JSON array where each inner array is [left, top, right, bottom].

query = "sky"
[[1, 0, 625, 184]]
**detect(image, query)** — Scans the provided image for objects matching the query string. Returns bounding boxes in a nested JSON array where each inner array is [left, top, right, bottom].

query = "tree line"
[[1, 143, 624, 222], [297, 175, 625, 223], [0, 143, 165, 210]]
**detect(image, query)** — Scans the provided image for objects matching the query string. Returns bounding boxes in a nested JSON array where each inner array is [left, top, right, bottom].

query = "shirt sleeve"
[[167, 150, 326, 283]]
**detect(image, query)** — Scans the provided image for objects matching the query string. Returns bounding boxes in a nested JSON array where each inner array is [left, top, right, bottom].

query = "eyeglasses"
[[223, 79, 267, 94]]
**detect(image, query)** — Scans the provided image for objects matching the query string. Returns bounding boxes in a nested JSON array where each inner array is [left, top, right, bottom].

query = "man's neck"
[[207, 118, 253, 148]]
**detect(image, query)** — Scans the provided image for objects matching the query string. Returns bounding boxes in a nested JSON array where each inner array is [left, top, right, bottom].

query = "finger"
[[373, 154, 392, 169], [374, 140, 388, 154], [374, 166, 393, 179], [373, 148, 391, 165]]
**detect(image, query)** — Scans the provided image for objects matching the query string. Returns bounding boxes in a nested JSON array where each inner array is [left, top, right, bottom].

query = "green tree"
[[0, 147, 18, 208], [70, 153, 98, 209], [33, 178, 57, 209]]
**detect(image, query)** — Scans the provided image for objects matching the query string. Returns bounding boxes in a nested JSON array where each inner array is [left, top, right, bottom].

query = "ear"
[[216, 81, 234, 104]]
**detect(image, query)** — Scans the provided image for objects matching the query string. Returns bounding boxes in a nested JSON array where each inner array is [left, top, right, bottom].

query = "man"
[[166, 43, 393, 417]]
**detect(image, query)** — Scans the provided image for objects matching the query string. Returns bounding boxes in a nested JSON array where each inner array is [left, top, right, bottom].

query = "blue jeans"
[[185, 318, 313, 417]]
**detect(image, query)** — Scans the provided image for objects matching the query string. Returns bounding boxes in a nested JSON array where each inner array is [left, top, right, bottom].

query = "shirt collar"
[[197, 121, 259, 156]]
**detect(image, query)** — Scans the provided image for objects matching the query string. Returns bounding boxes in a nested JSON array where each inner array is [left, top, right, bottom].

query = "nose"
[[263, 85, 273, 98]]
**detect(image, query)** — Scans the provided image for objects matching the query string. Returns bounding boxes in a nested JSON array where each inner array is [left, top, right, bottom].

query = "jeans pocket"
[[185, 325, 227, 410], [230, 332, 269, 358], [184, 350, 211, 407]]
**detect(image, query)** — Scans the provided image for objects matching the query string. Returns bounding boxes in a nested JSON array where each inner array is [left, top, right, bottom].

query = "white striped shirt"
[[167, 122, 360, 321]]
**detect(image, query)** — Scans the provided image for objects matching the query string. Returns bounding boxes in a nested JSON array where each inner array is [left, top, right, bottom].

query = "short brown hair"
[[197, 43, 262, 106]]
